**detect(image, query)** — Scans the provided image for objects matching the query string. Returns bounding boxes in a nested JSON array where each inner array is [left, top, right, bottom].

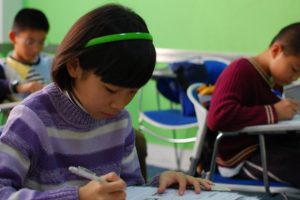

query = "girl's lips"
[[102, 112, 115, 118]]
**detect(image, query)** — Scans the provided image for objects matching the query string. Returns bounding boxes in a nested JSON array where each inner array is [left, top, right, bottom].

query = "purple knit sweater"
[[0, 83, 144, 199]]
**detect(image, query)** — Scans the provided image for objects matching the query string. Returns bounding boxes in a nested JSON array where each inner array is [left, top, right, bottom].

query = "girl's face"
[[66, 59, 138, 120], [269, 43, 300, 85]]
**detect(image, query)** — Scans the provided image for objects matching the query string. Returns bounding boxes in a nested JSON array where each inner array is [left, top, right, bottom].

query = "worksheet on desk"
[[278, 114, 300, 124], [284, 83, 300, 102], [126, 186, 260, 200]]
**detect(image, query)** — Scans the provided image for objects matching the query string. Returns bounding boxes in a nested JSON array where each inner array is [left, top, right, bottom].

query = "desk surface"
[[0, 102, 19, 111], [126, 186, 290, 200], [230, 115, 300, 133], [156, 48, 246, 63], [152, 68, 176, 78]]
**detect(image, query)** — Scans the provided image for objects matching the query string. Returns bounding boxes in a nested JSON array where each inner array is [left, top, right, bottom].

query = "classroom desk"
[[0, 101, 19, 111], [234, 114, 300, 133], [152, 67, 176, 78], [126, 186, 289, 200], [155, 48, 244, 63], [209, 114, 300, 195]]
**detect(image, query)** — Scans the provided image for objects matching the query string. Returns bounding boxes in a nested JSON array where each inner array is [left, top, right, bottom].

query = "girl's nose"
[[111, 98, 128, 110]]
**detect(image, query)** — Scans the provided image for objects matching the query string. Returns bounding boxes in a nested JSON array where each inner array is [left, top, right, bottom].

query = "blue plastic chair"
[[138, 70, 198, 170], [139, 57, 230, 170]]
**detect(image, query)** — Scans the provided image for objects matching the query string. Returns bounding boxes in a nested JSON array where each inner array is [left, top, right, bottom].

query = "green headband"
[[85, 32, 153, 48]]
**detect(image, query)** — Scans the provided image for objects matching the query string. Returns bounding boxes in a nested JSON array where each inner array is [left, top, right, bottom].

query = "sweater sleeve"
[[207, 59, 278, 132], [0, 105, 79, 200], [120, 115, 145, 186]]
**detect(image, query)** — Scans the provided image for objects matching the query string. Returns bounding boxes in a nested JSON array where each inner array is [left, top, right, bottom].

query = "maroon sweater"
[[207, 58, 281, 166]]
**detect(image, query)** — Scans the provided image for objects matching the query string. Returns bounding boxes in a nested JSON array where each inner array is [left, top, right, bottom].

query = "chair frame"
[[186, 83, 207, 176], [209, 131, 300, 195], [209, 132, 271, 193]]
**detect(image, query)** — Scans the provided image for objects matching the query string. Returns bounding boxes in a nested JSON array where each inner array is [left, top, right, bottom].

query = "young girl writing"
[[0, 4, 212, 199]]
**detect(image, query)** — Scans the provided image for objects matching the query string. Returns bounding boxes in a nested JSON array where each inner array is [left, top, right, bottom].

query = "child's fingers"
[[285, 98, 299, 106], [176, 173, 187, 196], [110, 190, 126, 200], [198, 178, 214, 185], [103, 172, 121, 182], [101, 179, 126, 193], [186, 176, 201, 194], [198, 179, 213, 190], [100, 172, 126, 193], [157, 180, 168, 194]]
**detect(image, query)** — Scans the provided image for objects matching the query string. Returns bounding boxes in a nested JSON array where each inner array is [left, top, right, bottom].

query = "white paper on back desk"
[[284, 83, 300, 102], [126, 186, 260, 200]]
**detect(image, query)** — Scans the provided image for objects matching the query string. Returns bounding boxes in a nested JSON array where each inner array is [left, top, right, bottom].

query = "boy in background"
[[0, 8, 52, 101], [207, 22, 300, 188]]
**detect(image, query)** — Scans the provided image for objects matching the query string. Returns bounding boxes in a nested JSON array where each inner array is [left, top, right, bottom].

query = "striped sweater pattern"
[[0, 83, 144, 200]]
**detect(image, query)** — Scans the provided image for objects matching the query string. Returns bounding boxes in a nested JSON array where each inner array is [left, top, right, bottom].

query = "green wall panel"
[[24, 0, 300, 53]]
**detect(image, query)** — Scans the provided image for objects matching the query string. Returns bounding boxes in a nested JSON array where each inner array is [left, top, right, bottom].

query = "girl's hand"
[[79, 172, 126, 200], [157, 171, 214, 196]]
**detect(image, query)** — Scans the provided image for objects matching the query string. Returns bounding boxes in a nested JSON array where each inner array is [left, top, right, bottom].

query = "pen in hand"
[[69, 166, 107, 183]]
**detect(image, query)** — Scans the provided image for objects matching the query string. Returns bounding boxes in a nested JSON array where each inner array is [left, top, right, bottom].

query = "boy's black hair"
[[13, 8, 49, 32], [270, 22, 300, 55], [52, 4, 156, 91]]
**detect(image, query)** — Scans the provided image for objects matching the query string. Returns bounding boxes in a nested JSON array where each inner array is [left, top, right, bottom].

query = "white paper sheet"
[[126, 186, 260, 200], [284, 83, 300, 102]]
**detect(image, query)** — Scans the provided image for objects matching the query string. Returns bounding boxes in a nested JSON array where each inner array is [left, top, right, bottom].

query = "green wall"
[[23, 0, 300, 147], [24, 0, 300, 53]]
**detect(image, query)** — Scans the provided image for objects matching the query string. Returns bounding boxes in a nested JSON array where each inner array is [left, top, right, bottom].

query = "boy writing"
[[207, 22, 300, 188]]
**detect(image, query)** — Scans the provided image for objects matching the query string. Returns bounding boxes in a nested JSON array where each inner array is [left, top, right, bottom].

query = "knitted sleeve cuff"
[[147, 174, 160, 187], [264, 105, 276, 124]]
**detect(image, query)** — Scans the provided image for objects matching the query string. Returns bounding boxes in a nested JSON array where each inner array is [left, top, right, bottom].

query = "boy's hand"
[[79, 172, 126, 200], [16, 81, 44, 93], [157, 171, 213, 196], [274, 98, 299, 120]]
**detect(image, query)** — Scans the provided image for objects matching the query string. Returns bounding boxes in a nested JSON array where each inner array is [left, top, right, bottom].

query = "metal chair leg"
[[172, 130, 181, 170], [259, 134, 271, 195]]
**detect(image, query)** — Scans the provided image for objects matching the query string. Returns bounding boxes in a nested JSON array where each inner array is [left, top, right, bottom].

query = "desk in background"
[[235, 114, 300, 133], [209, 115, 300, 195]]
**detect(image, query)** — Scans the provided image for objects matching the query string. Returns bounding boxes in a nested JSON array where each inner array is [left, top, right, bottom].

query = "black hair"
[[269, 22, 300, 56], [12, 8, 50, 33], [52, 4, 156, 91]]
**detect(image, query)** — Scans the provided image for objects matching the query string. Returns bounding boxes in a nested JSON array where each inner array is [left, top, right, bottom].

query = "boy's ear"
[[66, 58, 82, 78], [270, 42, 284, 58], [9, 31, 17, 44]]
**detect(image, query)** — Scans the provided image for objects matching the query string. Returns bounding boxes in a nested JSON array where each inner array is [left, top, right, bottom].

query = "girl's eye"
[[105, 87, 117, 93]]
